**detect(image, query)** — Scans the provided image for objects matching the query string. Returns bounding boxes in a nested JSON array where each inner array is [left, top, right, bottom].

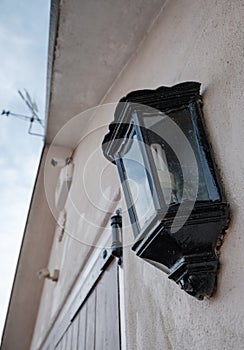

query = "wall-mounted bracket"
[[111, 209, 123, 265]]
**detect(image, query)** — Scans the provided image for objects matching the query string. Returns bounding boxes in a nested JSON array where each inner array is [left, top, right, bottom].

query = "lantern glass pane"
[[142, 110, 220, 203], [120, 128, 155, 230], [150, 143, 178, 205]]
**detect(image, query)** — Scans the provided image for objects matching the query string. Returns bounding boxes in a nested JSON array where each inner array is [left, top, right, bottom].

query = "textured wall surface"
[[31, 115, 122, 349], [31, 0, 243, 349], [103, 0, 244, 349]]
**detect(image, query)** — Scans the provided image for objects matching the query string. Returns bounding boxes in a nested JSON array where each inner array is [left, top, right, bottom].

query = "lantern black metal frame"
[[102, 82, 229, 300]]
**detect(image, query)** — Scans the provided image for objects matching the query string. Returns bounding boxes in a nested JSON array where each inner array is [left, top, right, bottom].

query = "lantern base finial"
[[168, 254, 219, 300]]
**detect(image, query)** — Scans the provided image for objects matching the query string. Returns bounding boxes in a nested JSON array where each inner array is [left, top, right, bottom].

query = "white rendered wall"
[[102, 0, 244, 349], [32, 0, 243, 349], [31, 120, 122, 349]]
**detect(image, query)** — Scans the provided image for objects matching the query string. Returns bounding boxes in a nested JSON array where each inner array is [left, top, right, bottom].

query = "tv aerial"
[[1, 89, 44, 137]]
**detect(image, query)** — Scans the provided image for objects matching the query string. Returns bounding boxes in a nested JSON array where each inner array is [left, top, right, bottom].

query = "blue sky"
[[0, 0, 50, 339]]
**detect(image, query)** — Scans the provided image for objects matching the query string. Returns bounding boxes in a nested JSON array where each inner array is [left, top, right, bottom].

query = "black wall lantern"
[[102, 82, 229, 300]]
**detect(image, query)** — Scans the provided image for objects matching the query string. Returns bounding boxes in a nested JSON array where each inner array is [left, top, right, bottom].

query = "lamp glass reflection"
[[120, 128, 155, 230]]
